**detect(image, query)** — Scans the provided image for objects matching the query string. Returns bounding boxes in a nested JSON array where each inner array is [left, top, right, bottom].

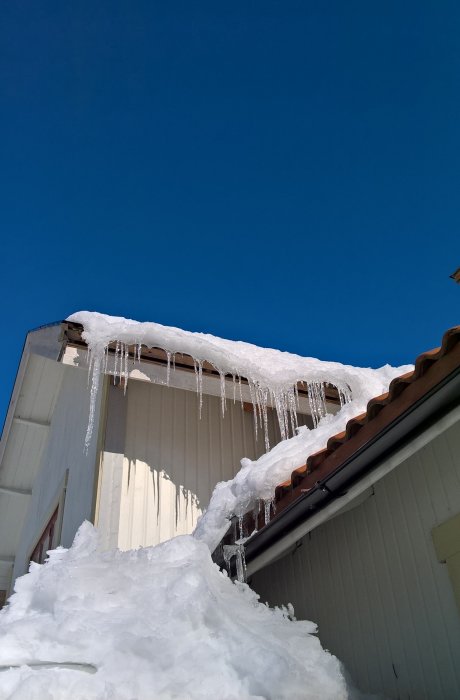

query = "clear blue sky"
[[1, 1, 458, 425]]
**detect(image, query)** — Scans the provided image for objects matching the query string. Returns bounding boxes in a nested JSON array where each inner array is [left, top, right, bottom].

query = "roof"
[[61, 320, 342, 405], [236, 326, 460, 554]]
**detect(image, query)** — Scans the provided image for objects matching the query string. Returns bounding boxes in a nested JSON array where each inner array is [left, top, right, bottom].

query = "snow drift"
[[0, 312, 412, 699], [0, 523, 348, 700]]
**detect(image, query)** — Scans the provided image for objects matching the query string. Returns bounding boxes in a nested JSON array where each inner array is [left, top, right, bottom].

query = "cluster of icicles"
[[84, 340, 353, 453], [222, 499, 283, 582]]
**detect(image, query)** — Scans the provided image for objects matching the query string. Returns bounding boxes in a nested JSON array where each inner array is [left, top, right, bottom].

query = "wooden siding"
[[100, 379, 311, 550], [249, 420, 460, 700]]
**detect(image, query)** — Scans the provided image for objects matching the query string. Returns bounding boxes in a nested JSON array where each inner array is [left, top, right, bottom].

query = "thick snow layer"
[[67, 311, 412, 551], [67, 310, 412, 452], [68, 311, 395, 399], [0, 523, 348, 700]]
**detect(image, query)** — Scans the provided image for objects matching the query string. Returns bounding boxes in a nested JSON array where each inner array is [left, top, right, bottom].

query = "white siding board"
[[250, 421, 460, 699], [114, 380, 287, 550], [12, 365, 103, 581], [15, 355, 62, 424], [0, 424, 49, 490]]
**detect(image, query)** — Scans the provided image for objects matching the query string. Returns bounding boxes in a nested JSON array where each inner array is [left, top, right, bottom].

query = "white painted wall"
[[12, 365, 103, 582], [97, 379, 311, 550], [249, 420, 460, 699]]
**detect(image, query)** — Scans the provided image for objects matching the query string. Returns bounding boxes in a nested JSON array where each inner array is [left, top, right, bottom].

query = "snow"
[[0, 523, 348, 700], [0, 312, 412, 698], [67, 311, 412, 552]]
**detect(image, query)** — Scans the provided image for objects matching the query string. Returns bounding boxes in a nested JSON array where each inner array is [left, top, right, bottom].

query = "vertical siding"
[[116, 380, 290, 549], [250, 421, 460, 700], [96, 384, 127, 551]]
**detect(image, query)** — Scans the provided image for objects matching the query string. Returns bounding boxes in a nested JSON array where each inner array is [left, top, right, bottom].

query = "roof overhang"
[[236, 327, 460, 574], [61, 321, 341, 416]]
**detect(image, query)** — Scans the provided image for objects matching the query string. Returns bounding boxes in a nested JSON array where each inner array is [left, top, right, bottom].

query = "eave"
[[237, 327, 460, 573]]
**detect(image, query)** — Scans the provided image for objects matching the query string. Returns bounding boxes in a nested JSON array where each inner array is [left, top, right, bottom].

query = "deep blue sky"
[[1, 1, 459, 425]]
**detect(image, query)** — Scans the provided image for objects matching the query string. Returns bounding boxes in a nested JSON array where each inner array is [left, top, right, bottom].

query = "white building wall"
[[12, 365, 103, 581], [249, 420, 460, 700], [98, 379, 306, 550]]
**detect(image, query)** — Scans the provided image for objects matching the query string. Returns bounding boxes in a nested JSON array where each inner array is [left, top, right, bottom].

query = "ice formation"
[[68, 311, 406, 449], [68, 311, 412, 552], [0, 523, 348, 700], [0, 312, 413, 698]]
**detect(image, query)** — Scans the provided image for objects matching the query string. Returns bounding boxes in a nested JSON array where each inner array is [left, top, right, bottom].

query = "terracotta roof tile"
[[240, 325, 460, 539]]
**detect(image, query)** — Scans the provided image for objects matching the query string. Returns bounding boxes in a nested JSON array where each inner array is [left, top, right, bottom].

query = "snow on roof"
[[68, 310, 392, 396], [67, 311, 412, 553]]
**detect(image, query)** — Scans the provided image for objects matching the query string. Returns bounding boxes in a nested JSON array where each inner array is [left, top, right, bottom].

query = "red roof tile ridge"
[[238, 326, 460, 539], [280, 324, 460, 503]]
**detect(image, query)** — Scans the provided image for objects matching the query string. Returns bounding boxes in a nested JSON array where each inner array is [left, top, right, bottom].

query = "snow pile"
[[0, 313, 410, 698], [67, 311, 412, 552], [0, 523, 348, 700]]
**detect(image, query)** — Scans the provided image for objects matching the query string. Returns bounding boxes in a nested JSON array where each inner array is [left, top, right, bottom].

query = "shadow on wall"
[[104, 377, 313, 548]]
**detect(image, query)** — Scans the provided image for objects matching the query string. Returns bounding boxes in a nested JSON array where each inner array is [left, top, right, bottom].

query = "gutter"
[[245, 366, 460, 577]]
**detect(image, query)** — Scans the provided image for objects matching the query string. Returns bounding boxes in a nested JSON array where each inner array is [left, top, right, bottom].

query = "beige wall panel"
[[117, 380, 292, 550], [250, 421, 460, 700]]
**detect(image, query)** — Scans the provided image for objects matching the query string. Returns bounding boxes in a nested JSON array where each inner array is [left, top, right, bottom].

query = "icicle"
[[238, 375, 244, 410], [287, 386, 298, 437], [84, 350, 103, 453], [166, 351, 171, 386], [252, 500, 261, 531], [103, 345, 109, 375], [219, 372, 226, 417], [113, 340, 120, 379], [254, 385, 270, 452], [223, 545, 233, 575], [222, 543, 247, 583], [273, 391, 287, 441], [307, 381, 327, 428], [232, 374, 236, 404], [86, 347, 93, 387], [192, 359, 203, 417], [197, 360, 203, 418], [264, 499, 272, 526], [338, 384, 352, 407], [248, 380, 258, 441], [254, 385, 262, 431], [193, 359, 199, 396], [123, 344, 129, 395], [237, 544, 247, 583], [238, 514, 244, 541]]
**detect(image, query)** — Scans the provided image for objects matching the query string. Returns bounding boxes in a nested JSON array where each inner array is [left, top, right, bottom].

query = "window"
[[30, 507, 59, 565]]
